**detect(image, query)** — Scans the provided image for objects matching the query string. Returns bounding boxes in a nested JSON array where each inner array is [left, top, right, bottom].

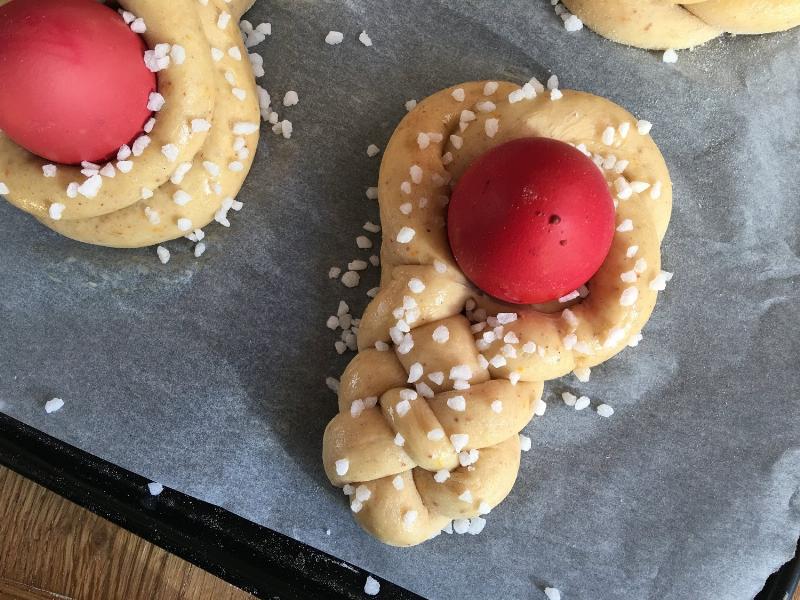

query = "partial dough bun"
[[0, 0, 260, 248], [562, 0, 800, 50], [322, 80, 673, 546]]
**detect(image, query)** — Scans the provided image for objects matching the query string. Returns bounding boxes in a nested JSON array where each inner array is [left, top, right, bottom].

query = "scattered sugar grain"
[[574, 395, 590, 410], [325, 31, 344, 45], [574, 367, 591, 382], [447, 395, 466, 412], [48, 203, 66, 220], [597, 403, 614, 417], [485, 118, 499, 138], [147, 92, 165, 112], [341, 271, 360, 288], [534, 398, 547, 416], [170, 44, 186, 65], [432, 325, 450, 343], [335, 458, 349, 476], [396, 227, 415, 243], [620, 287, 639, 306], [403, 510, 417, 528], [130, 18, 146, 33], [564, 13, 583, 31], [450, 433, 469, 452], [434, 469, 450, 483], [427, 428, 444, 441], [545, 588, 562, 600], [453, 519, 470, 534], [283, 91, 299, 107], [161, 144, 179, 162], [364, 576, 380, 596], [45, 398, 64, 413]]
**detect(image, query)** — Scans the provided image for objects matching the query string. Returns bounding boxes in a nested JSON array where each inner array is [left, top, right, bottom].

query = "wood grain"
[[0, 466, 253, 600]]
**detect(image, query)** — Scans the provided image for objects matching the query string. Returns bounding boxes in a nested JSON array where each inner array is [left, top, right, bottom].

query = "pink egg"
[[0, 0, 156, 164], [448, 137, 616, 304]]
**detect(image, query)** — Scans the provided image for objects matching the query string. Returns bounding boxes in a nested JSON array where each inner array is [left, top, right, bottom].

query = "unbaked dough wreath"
[[323, 80, 673, 546], [0, 0, 259, 248], [561, 0, 800, 50]]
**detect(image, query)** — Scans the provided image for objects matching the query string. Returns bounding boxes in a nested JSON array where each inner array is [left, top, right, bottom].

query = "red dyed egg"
[[0, 0, 156, 164], [448, 137, 616, 304]]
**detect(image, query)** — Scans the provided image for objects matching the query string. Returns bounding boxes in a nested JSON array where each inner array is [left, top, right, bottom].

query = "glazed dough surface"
[[0, 0, 259, 247], [562, 0, 800, 49], [323, 80, 673, 546]]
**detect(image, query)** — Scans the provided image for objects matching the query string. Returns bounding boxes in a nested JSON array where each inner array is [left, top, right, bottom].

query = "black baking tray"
[[0, 411, 796, 600]]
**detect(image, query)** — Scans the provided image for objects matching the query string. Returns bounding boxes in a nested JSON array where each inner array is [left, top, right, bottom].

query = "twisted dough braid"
[[323, 324, 542, 546], [561, 0, 800, 50], [323, 81, 672, 545], [0, 0, 259, 247]]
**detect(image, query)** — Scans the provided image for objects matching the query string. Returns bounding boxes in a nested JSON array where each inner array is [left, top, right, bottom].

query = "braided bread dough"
[[561, 0, 800, 50], [323, 80, 673, 546], [0, 0, 259, 248]]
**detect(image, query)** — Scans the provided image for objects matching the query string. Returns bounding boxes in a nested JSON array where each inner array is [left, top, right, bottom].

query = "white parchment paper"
[[1, 1, 799, 598]]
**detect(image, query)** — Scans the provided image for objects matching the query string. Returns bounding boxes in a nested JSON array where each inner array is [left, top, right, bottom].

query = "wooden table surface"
[[0, 466, 252, 600]]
